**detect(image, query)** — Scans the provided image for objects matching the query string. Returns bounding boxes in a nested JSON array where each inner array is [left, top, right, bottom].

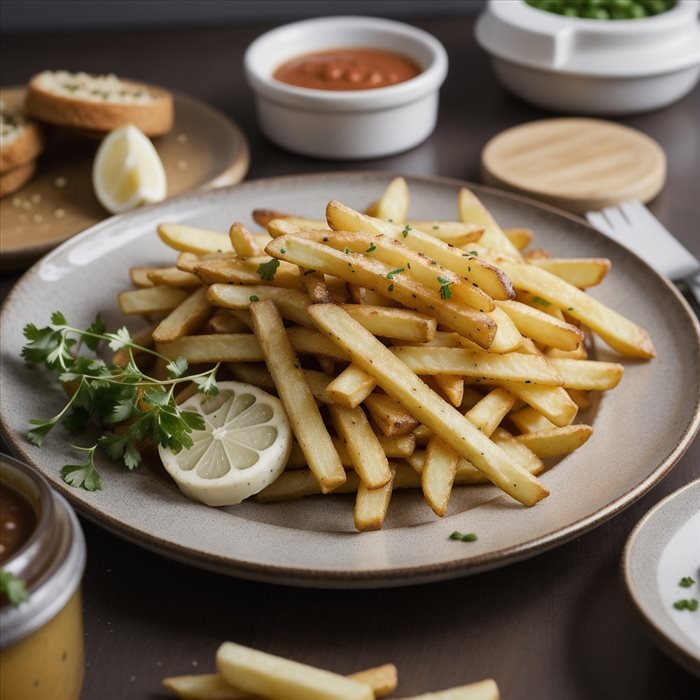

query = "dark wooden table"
[[2, 15, 699, 700]]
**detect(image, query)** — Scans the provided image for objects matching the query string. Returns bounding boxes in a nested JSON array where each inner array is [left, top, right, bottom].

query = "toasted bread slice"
[[0, 101, 44, 173], [0, 160, 36, 198], [25, 71, 173, 137]]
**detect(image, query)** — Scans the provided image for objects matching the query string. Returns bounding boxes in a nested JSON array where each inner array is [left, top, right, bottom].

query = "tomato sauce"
[[273, 48, 422, 91]]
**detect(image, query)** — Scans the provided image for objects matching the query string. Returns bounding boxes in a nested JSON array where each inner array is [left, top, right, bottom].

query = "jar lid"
[[480, 118, 666, 214], [475, 0, 700, 77], [0, 454, 86, 648]]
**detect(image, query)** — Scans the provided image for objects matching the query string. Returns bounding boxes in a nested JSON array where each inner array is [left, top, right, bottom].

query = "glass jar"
[[0, 453, 86, 700]]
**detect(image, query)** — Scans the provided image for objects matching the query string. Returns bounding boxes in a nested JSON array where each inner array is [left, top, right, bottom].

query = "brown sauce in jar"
[[273, 47, 422, 91], [0, 483, 37, 564]]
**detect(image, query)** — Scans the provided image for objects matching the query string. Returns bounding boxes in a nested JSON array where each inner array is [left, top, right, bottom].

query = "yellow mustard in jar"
[[0, 453, 86, 700]]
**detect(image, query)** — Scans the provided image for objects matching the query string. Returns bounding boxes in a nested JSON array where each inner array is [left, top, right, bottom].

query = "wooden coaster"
[[480, 118, 666, 215]]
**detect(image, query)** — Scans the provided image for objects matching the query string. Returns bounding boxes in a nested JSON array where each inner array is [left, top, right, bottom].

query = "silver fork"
[[586, 200, 700, 314]]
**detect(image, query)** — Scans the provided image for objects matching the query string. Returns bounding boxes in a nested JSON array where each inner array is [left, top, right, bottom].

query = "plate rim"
[[2, 171, 699, 588], [621, 478, 700, 677], [0, 86, 250, 267]]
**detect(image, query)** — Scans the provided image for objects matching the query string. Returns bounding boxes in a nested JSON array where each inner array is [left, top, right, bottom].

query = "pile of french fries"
[[163, 641, 500, 700], [117, 177, 654, 530]]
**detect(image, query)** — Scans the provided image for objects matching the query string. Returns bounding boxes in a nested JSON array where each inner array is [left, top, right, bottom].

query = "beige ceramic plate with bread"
[[0, 87, 249, 269], [1, 173, 698, 588]]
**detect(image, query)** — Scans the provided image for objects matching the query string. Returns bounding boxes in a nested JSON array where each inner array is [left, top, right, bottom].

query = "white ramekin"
[[475, 0, 700, 115], [244, 16, 448, 159]]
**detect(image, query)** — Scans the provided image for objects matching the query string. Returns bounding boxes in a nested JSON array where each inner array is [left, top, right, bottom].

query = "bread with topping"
[[0, 101, 44, 173], [0, 161, 36, 198], [25, 71, 174, 137]]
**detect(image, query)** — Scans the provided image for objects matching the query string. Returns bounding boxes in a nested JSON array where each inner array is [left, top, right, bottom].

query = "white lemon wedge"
[[92, 124, 167, 214], [159, 381, 292, 506]]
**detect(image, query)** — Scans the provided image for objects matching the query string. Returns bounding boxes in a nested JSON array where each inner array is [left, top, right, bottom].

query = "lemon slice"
[[92, 124, 167, 214], [159, 381, 292, 506]]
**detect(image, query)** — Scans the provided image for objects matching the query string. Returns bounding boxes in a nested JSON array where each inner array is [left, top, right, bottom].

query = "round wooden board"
[[480, 118, 666, 215], [0, 87, 249, 269]]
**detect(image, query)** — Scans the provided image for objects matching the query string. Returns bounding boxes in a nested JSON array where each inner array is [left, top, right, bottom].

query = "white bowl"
[[244, 16, 448, 159], [475, 0, 700, 115]]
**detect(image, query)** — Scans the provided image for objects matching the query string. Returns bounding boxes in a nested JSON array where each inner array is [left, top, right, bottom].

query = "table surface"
[[1, 15, 699, 700]]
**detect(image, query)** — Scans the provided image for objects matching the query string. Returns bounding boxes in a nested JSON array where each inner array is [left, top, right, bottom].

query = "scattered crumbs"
[[30, 193, 42, 204], [22, 201, 32, 211], [32, 214, 44, 224], [18, 214, 29, 224], [54, 208, 66, 219], [156, 661, 163, 667], [176, 133, 188, 144], [11, 197, 22, 208], [54, 176, 68, 189], [177, 159, 188, 171], [191, 660, 199, 667], [130, 675, 136, 682]]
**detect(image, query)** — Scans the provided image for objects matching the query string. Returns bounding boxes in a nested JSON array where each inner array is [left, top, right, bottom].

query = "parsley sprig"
[[0, 570, 28, 605], [22, 312, 219, 491]]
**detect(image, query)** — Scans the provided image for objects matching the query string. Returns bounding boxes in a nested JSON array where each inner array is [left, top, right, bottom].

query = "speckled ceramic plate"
[[623, 479, 700, 677], [1, 173, 699, 588]]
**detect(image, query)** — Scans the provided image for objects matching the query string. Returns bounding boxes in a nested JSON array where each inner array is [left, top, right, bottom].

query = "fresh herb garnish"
[[22, 313, 219, 491], [437, 276, 453, 300], [432, 225, 440, 230], [256, 258, 280, 281], [449, 531, 477, 542], [366, 243, 377, 253], [0, 570, 28, 605], [401, 224, 412, 238], [680, 576, 696, 588], [673, 598, 699, 612], [344, 247, 351, 255], [249, 295, 259, 302], [531, 296, 551, 307], [467, 250, 478, 256], [387, 267, 404, 280]]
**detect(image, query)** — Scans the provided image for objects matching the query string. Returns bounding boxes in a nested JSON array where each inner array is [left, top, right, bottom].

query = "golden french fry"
[[325, 364, 376, 409], [509, 405, 556, 434], [491, 428, 544, 477], [301, 269, 333, 303], [493, 380, 578, 427], [340, 304, 437, 342], [400, 678, 500, 700], [497, 260, 655, 359], [364, 393, 420, 437], [130, 266, 156, 287], [320, 229, 495, 312], [266, 234, 497, 349], [494, 299, 584, 351], [286, 326, 349, 361], [229, 222, 262, 258], [348, 285, 401, 307], [195, 257, 304, 290], [158, 223, 233, 255], [390, 346, 562, 385], [408, 220, 484, 246], [530, 257, 611, 288], [427, 374, 464, 407], [252, 209, 326, 231], [485, 306, 523, 353], [375, 175, 409, 222], [466, 388, 516, 436], [326, 200, 514, 300], [152, 287, 213, 344], [547, 358, 624, 391], [112, 324, 155, 367], [458, 187, 520, 257], [329, 404, 392, 489], [354, 464, 396, 531], [516, 424, 593, 458], [422, 436, 458, 517], [249, 300, 345, 493], [257, 468, 358, 501], [308, 304, 549, 506], [567, 388, 591, 409], [118, 286, 189, 315], [215, 642, 373, 700], [148, 267, 202, 288], [504, 226, 533, 251], [226, 362, 277, 392], [157, 334, 262, 363], [204, 309, 250, 335]]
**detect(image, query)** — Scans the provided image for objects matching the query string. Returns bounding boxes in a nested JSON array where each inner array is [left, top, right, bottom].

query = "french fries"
[[118, 178, 654, 530]]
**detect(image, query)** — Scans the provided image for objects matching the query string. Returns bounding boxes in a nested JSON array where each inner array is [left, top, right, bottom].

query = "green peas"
[[524, 0, 676, 18]]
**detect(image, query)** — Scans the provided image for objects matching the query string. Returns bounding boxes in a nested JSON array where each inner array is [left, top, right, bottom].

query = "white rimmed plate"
[[623, 479, 700, 677], [1, 172, 699, 588]]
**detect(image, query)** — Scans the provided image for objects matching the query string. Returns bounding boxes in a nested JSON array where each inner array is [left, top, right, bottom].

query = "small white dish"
[[475, 0, 700, 114], [623, 479, 700, 677], [244, 16, 448, 159]]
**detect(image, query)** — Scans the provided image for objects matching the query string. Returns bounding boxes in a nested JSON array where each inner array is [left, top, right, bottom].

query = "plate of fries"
[[1, 172, 698, 587]]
